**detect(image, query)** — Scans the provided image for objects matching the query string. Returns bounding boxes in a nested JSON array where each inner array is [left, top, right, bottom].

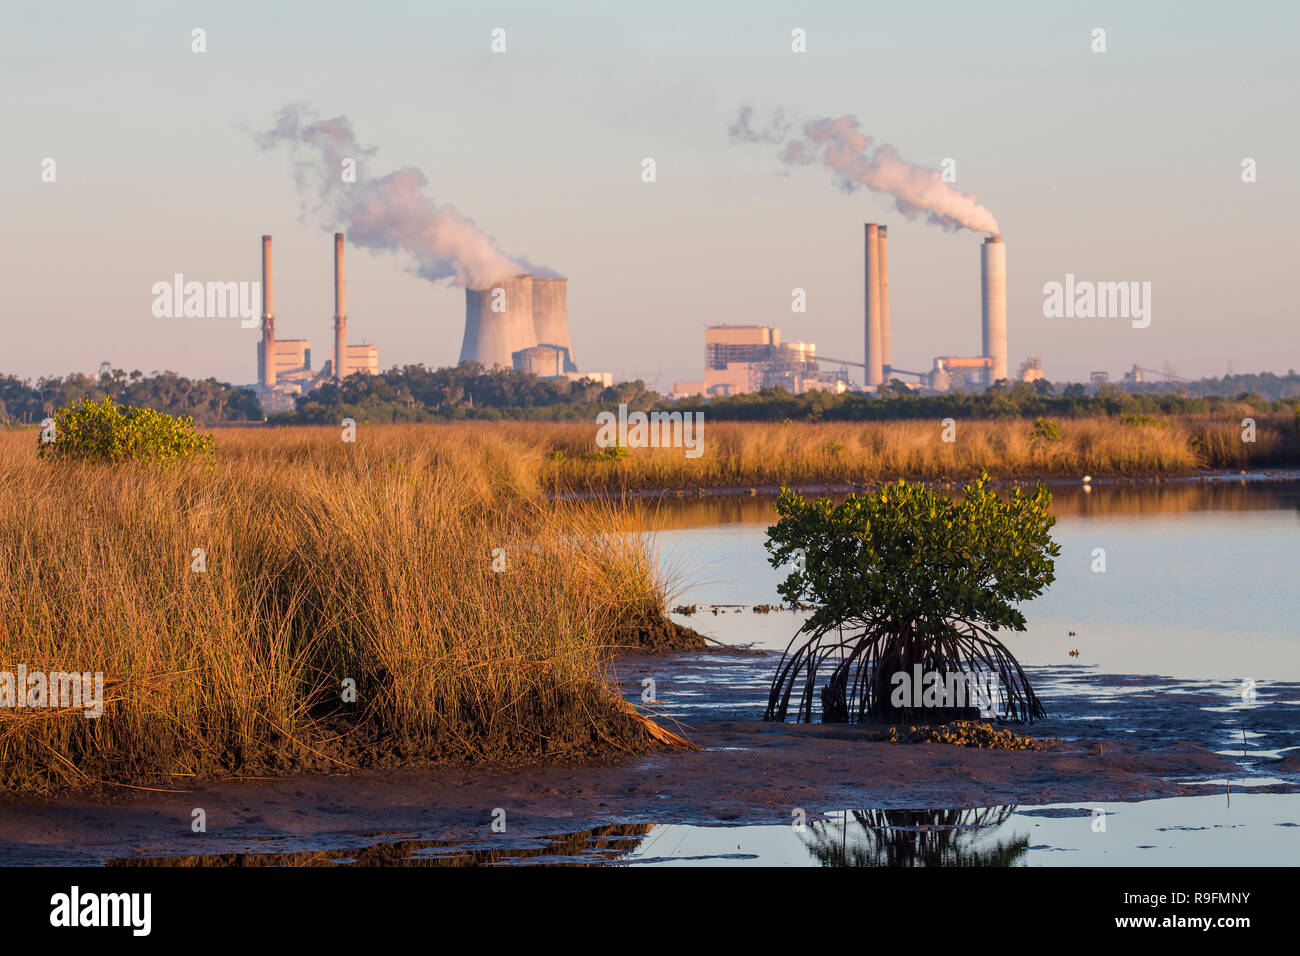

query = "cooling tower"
[[879, 225, 891, 378], [333, 233, 347, 382], [981, 236, 1007, 385], [460, 275, 537, 368], [260, 235, 275, 388], [864, 223, 883, 386], [531, 277, 576, 372]]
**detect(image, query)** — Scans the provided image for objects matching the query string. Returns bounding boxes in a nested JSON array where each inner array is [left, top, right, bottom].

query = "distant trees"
[[5, 364, 1296, 428], [282, 363, 654, 424], [674, 377, 1300, 423], [0, 371, 260, 425]]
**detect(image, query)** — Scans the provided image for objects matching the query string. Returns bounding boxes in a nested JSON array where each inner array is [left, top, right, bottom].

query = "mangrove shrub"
[[764, 474, 1059, 724], [36, 397, 214, 464]]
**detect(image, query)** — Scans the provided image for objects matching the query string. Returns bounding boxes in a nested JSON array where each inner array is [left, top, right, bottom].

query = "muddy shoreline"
[[0, 716, 1268, 866], [5, 651, 1297, 866]]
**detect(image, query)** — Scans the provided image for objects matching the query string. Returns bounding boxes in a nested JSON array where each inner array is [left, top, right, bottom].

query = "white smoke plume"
[[730, 107, 1000, 235], [256, 105, 558, 288]]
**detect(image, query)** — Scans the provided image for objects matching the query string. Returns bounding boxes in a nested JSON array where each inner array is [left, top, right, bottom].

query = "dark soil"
[[609, 610, 710, 652]]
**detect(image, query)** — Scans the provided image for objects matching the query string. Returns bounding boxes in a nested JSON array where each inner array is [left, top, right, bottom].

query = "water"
[[107, 794, 1300, 867], [647, 479, 1300, 682]]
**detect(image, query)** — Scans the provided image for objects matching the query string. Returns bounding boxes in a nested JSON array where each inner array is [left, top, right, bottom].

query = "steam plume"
[[730, 107, 1000, 235], [256, 105, 557, 288]]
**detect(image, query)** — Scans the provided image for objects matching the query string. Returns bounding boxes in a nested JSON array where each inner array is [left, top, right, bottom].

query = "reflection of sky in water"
[[649, 482, 1300, 683], [621, 793, 1300, 867]]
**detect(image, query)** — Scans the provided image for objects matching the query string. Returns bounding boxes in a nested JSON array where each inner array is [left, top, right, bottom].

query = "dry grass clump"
[[0, 427, 685, 793]]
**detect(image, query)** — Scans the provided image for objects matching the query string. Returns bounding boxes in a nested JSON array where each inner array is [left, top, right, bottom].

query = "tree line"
[[4, 365, 1298, 426], [0, 370, 261, 426]]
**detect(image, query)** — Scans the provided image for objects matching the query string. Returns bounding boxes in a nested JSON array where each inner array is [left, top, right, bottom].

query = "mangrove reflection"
[[802, 807, 1029, 868]]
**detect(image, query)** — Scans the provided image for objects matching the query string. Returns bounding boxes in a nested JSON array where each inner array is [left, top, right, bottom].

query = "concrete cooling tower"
[[459, 275, 537, 368], [530, 277, 576, 372]]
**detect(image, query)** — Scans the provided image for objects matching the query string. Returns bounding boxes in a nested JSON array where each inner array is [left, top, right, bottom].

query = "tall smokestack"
[[864, 223, 883, 387], [333, 232, 347, 383], [879, 225, 891, 379], [260, 235, 275, 388], [981, 236, 1007, 385]]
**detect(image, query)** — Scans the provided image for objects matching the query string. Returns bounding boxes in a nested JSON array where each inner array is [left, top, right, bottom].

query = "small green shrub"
[[36, 397, 214, 464], [1119, 413, 1166, 428], [584, 443, 630, 462], [1029, 416, 1062, 443]]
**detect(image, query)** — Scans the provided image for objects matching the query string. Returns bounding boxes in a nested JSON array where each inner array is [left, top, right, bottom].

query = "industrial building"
[[671, 325, 849, 398], [670, 227, 1036, 400], [253, 233, 380, 412]]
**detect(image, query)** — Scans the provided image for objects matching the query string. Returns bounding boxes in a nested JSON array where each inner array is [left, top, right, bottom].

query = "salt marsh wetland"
[[1, 426, 1297, 868]]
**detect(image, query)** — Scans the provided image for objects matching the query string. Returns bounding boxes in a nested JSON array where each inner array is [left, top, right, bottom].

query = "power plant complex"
[[254, 223, 1018, 407], [672, 224, 1029, 398], [254, 233, 379, 411], [252, 235, 609, 412]]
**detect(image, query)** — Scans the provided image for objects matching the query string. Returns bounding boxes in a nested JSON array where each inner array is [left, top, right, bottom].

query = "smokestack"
[[333, 232, 347, 383], [460, 275, 538, 368], [879, 225, 891, 379], [981, 236, 1007, 385], [531, 277, 575, 372], [260, 235, 275, 388], [864, 223, 883, 386]]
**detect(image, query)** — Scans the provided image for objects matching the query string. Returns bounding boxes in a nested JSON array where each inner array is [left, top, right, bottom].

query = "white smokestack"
[[879, 224, 891, 377], [333, 232, 347, 383], [981, 237, 1007, 385], [260, 235, 275, 388], [864, 224, 883, 386], [731, 107, 1000, 235]]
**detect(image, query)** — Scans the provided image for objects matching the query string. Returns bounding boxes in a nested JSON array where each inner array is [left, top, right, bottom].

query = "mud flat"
[[4, 650, 1295, 866]]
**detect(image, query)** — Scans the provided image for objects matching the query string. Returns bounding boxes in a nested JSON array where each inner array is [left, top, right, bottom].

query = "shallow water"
[[105, 793, 1300, 867], [648, 479, 1300, 683]]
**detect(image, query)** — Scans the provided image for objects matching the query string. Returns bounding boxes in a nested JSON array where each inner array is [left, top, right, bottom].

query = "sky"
[[3, 0, 1298, 388]]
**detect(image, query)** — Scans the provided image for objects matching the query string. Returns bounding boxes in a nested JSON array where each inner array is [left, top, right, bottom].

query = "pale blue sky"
[[4, 1, 1297, 387]]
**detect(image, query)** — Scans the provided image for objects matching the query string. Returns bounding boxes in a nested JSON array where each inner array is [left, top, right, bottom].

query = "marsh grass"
[[530, 414, 1299, 492], [0, 427, 674, 793]]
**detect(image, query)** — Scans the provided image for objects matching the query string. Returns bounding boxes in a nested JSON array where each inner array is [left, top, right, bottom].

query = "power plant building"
[[691, 325, 847, 397], [514, 344, 566, 377], [345, 343, 380, 376], [254, 233, 379, 412]]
